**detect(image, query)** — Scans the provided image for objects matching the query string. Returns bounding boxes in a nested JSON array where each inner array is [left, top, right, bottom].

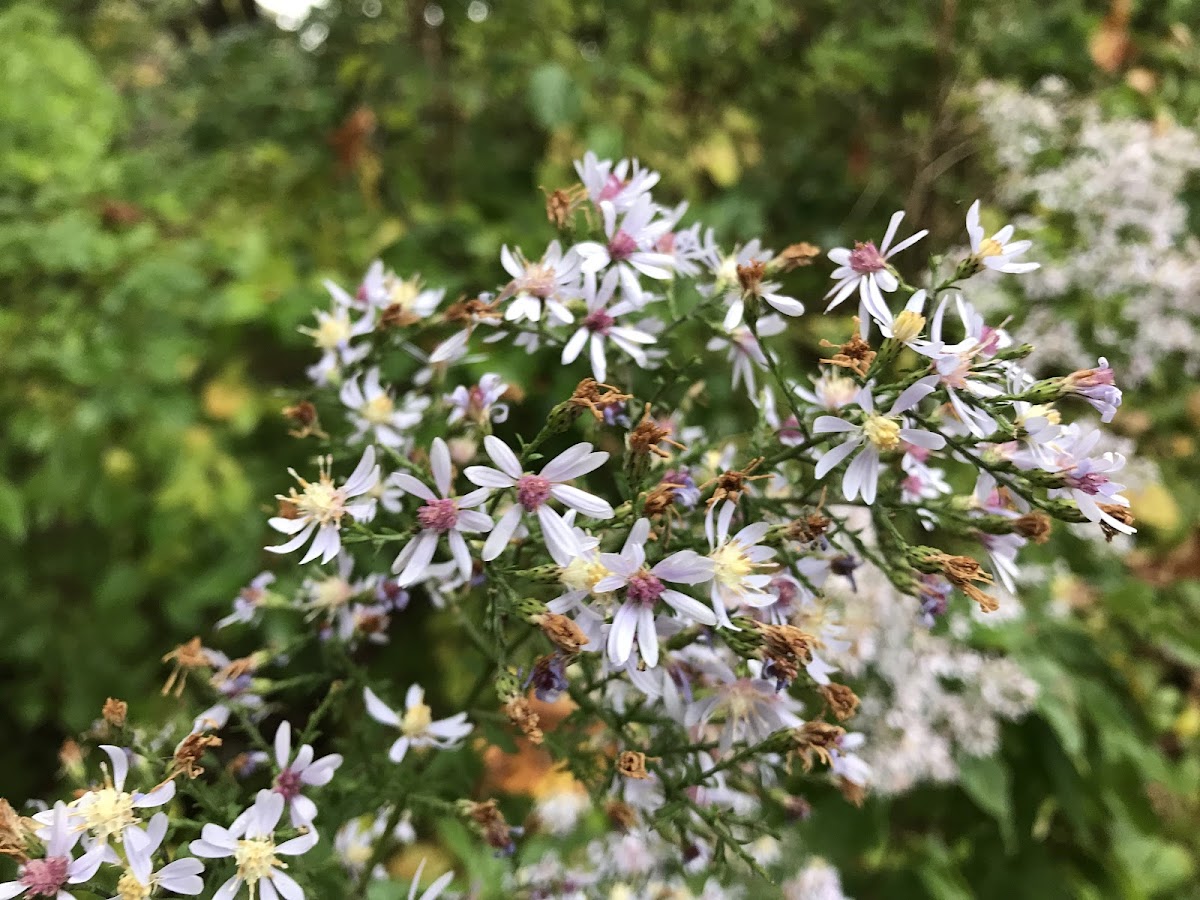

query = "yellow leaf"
[[693, 132, 741, 187], [1127, 481, 1182, 534]]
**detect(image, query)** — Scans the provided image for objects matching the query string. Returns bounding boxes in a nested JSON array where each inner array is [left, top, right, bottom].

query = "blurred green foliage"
[[2, 0, 1199, 895]]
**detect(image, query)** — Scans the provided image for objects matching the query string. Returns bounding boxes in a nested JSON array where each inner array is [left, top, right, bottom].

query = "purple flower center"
[[1066, 471, 1108, 495], [598, 173, 625, 202], [608, 230, 638, 261], [21, 857, 69, 896], [583, 309, 615, 334], [626, 570, 665, 606], [417, 497, 459, 532], [517, 474, 553, 512], [848, 241, 886, 274], [274, 767, 303, 801]]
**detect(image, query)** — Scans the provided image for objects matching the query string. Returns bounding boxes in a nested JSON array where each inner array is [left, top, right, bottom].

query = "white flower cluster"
[[969, 78, 1200, 385], [3, 150, 1140, 899]]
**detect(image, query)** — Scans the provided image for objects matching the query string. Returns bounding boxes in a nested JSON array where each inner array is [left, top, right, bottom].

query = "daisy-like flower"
[[1051, 425, 1136, 535], [217, 572, 276, 629], [2, 803, 104, 900], [813, 376, 946, 504], [465, 436, 613, 561], [705, 501, 778, 628], [706, 315, 786, 396], [189, 790, 318, 900], [390, 438, 493, 585], [916, 294, 1006, 438], [561, 269, 657, 382], [597, 519, 716, 669], [721, 266, 804, 331], [299, 293, 374, 386], [39, 745, 177, 852], [964, 200, 1039, 274], [111, 812, 204, 899], [1062, 357, 1122, 423], [266, 446, 380, 565], [498, 241, 581, 325], [340, 368, 430, 448], [795, 371, 861, 412], [574, 152, 660, 212], [685, 660, 804, 753], [873, 288, 930, 347], [363, 685, 473, 764], [445, 373, 510, 427], [271, 721, 343, 827], [574, 196, 674, 306], [825, 210, 928, 337], [356, 262, 445, 321]]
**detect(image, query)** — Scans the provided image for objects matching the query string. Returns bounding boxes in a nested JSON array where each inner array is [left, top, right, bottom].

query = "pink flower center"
[[608, 230, 638, 261], [417, 497, 459, 532], [848, 241, 886, 274], [1066, 472, 1108, 495], [655, 232, 676, 254], [598, 173, 625, 202], [518, 263, 557, 299], [583, 309, 615, 334], [626, 570, 665, 606], [517, 474, 552, 512], [21, 857, 70, 896], [274, 767, 303, 801], [978, 325, 1002, 356]]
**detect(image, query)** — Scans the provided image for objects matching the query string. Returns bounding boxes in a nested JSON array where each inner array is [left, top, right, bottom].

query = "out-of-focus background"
[[3, 0, 1200, 895]]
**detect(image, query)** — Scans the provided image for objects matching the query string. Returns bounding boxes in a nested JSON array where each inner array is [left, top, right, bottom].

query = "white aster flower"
[[390, 438, 493, 585], [598, 518, 716, 669], [465, 436, 613, 561], [561, 269, 656, 382], [498, 241, 581, 325], [363, 685, 473, 764], [685, 660, 804, 754], [340, 368, 430, 448], [813, 376, 946, 504], [357, 262, 444, 319], [2, 803, 105, 900], [721, 273, 804, 331], [270, 721, 343, 827], [574, 151, 661, 212], [965, 199, 1039, 274], [706, 315, 786, 396], [299, 290, 374, 386], [266, 446, 380, 565], [705, 501, 779, 627], [111, 812, 204, 899], [574, 195, 675, 307], [445, 373, 510, 427], [1050, 425, 1136, 535], [189, 790, 318, 900], [825, 210, 928, 337]]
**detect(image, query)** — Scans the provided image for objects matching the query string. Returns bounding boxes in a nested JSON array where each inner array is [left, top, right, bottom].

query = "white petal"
[[430, 438, 452, 497], [815, 438, 861, 479], [482, 506, 522, 561], [483, 435, 523, 479], [363, 687, 401, 727], [549, 484, 613, 518]]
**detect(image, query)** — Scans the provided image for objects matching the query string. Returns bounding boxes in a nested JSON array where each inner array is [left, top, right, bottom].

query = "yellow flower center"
[[387, 276, 422, 309], [312, 577, 353, 612], [710, 541, 755, 589], [1023, 403, 1061, 426], [234, 837, 280, 885], [890, 310, 926, 343], [560, 556, 610, 594], [863, 415, 901, 451], [362, 394, 395, 424], [402, 702, 434, 737], [315, 314, 352, 350], [117, 870, 152, 900], [977, 237, 1004, 258], [79, 788, 136, 841], [293, 477, 346, 526]]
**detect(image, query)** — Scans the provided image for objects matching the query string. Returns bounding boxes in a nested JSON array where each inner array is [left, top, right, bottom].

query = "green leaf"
[[527, 64, 580, 129], [958, 753, 1016, 852], [0, 477, 25, 540]]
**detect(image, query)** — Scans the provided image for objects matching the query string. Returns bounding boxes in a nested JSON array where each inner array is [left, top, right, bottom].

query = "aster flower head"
[[825, 210, 928, 337], [270, 721, 343, 827], [965, 199, 1039, 274], [1052, 425, 1136, 535], [189, 789, 319, 900], [597, 518, 716, 669], [561, 269, 657, 382], [2, 803, 104, 900], [722, 261, 804, 331], [574, 195, 675, 307], [685, 660, 804, 753], [465, 436, 613, 561], [113, 812, 205, 899], [498, 241, 581, 325], [574, 152, 661, 212], [705, 501, 779, 628], [357, 262, 445, 322], [299, 288, 374, 386], [217, 572, 276, 630], [445, 373, 510, 427], [363, 685, 473, 764], [706, 315, 786, 396], [813, 375, 946, 504], [1062, 357, 1122, 423], [390, 438, 494, 586], [266, 446, 380, 565], [340, 368, 430, 449]]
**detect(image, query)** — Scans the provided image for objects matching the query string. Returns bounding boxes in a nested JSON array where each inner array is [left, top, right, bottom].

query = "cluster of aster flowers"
[[2, 152, 1138, 899]]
